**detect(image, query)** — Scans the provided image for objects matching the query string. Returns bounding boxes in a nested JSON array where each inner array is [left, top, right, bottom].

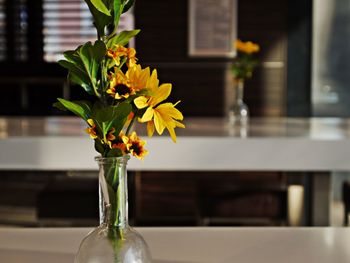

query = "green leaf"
[[113, 102, 132, 120], [94, 102, 131, 122], [57, 98, 91, 120], [94, 139, 106, 155], [114, 0, 122, 29], [53, 100, 92, 115], [105, 0, 114, 10], [58, 60, 85, 76], [91, 0, 111, 16], [110, 103, 132, 135], [63, 49, 87, 73], [106, 148, 122, 157], [68, 72, 94, 94], [74, 100, 93, 116], [93, 103, 132, 139], [75, 40, 107, 96], [93, 40, 107, 62], [59, 60, 95, 95], [122, 0, 134, 13], [53, 101, 67, 111], [96, 106, 116, 122], [79, 42, 94, 72], [106, 29, 140, 48], [63, 50, 80, 64], [84, 0, 112, 37], [92, 101, 104, 115]]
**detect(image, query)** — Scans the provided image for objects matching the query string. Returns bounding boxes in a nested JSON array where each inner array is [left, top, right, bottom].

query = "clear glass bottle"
[[75, 156, 152, 263], [228, 79, 249, 126]]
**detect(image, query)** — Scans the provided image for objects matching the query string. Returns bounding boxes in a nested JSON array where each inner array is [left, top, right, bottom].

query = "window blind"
[[43, 0, 95, 62], [14, 0, 28, 61], [0, 0, 6, 61], [43, 0, 134, 62]]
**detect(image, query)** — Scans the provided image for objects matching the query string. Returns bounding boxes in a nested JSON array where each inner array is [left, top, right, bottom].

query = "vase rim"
[[95, 155, 130, 164]]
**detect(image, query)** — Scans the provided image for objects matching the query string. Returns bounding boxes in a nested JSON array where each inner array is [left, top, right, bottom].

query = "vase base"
[[75, 225, 152, 263]]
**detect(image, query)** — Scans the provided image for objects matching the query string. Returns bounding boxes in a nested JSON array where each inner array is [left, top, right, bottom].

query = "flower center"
[[131, 142, 142, 155], [115, 84, 131, 96]]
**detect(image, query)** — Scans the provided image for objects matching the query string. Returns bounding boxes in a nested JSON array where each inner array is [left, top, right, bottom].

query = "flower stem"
[[126, 116, 136, 135]]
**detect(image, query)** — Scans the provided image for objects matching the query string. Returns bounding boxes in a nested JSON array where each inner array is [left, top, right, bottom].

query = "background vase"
[[228, 79, 249, 126], [75, 156, 152, 263]]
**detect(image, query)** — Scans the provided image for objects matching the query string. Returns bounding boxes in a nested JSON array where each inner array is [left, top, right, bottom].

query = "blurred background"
[[1, 0, 350, 228]]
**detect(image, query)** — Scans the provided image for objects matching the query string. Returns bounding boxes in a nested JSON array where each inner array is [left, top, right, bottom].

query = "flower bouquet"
[[53, 0, 184, 262], [228, 39, 259, 125], [231, 39, 260, 81]]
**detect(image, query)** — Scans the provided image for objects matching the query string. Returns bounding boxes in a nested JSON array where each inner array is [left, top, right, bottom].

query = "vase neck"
[[235, 80, 245, 103], [97, 156, 129, 228]]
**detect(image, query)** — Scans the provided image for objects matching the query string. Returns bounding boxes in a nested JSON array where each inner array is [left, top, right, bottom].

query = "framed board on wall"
[[188, 0, 237, 57]]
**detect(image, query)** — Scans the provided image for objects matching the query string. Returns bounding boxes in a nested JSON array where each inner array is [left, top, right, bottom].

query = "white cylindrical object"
[[288, 185, 304, 226]]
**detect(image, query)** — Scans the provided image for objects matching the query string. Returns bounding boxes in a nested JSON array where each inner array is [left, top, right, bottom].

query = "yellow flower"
[[107, 49, 121, 66], [107, 71, 135, 100], [85, 119, 98, 139], [126, 65, 151, 92], [107, 45, 137, 68], [126, 47, 137, 68], [134, 69, 185, 142], [102, 128, 116, 148], [112, 142, 127, 153], [235, 39, 260, 54], [122, 132, 148, 160], [111, 132, 127, 153]]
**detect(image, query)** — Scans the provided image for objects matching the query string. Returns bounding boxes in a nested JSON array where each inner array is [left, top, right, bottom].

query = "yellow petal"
[[87, 119, 94, 126], [154, 105, 185, 142], [153, 110, 166, 135], [130, 131, 138, 141], [166, 124, 177, 143], [122, 135, 129, 145], [134, 96, 149, 109], [175, 120, 185, 129], [85, 128, 97, 139], [147, 121, 155, 137], [156, 102, 183, 120], [147, 69, 159, 90], [106, 88, 114, 95], [140, 107, 154, 122], [141, 67, 150, 84], [152, 83, 172, 106]]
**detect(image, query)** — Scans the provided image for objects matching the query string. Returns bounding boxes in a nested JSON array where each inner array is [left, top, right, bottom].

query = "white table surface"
[[0, 227, 350, 263], [1, 117, 350, 171]]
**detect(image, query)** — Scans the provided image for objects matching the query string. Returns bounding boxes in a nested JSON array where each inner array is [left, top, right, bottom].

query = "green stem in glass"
[[96, 156, 130, 230]]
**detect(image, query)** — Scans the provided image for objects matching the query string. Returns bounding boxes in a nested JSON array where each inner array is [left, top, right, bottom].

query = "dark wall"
[[0, 0, 312, 117], [134, 0, 228, 117], [135, 0, 292, 117], [238, 0, 288, 116], [286, 0, 312, 117]]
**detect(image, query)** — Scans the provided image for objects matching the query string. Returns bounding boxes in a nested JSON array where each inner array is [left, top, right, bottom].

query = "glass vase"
[[75, 156, 152, 263], [228, 79, 249, 126]]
